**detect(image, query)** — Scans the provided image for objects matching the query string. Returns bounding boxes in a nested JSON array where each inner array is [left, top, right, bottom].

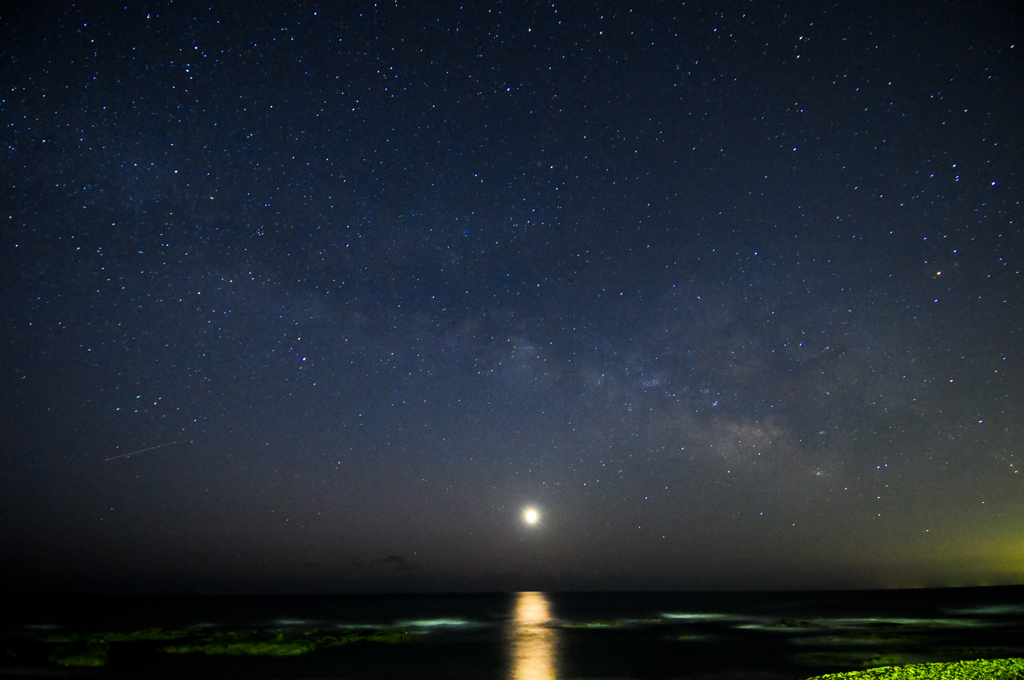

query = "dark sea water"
[[2, 587, 1023, 679]]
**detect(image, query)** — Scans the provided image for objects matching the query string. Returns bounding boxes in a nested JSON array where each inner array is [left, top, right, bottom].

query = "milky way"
[[2, 2, 1021, 593]]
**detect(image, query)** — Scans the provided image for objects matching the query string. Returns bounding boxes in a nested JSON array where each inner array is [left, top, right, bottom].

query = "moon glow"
[[524, 508, 540, 525]]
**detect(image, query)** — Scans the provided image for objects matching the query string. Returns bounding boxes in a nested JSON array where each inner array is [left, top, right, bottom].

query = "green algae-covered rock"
[[562, 620, 620, 629], [162, 631, 316, 656], [215, 629, 262, 642], [804, 657, 1024, 679], [162, 638, 316, 656], [304, 626, 334, 637], [772, 619, 815, 628], [366, 630, 411, 644], [316, 630, 410, 645], [49, 639, 109, 667], [103, 628, 193, 641], [40, 633, 80, 643], [321, 632, 368, 644], [842, 632, 925, 643]]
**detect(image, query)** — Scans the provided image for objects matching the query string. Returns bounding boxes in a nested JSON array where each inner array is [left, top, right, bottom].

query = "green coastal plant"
[[804, 657, 1024, 680]]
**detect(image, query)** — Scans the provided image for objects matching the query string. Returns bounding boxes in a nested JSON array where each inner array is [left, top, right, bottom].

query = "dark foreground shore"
[[3, 588, 1023, 679]]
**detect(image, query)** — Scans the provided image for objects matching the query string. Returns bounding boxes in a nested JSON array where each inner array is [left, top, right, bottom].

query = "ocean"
[[2, 586, 1022, 679]]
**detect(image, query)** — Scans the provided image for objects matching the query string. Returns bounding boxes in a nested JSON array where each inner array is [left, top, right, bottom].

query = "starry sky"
[[2, 1, 1022, 595]]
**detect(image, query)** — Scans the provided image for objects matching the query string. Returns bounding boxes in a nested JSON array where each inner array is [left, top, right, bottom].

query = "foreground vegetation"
[[806, 657, 1024, 680]]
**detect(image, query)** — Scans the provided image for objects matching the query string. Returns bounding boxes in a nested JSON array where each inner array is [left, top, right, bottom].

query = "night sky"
[[2, 2, 1022, 595]]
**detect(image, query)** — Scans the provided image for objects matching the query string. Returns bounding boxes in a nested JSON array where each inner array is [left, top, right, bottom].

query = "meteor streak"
[[105, 442, 178, 461]]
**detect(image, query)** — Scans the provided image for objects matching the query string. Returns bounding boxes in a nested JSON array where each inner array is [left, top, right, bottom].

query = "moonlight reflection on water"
[[510, 592, 558, 680]]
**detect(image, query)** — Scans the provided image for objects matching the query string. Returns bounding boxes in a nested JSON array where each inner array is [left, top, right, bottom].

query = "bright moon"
[[524, 508, 539, 525]]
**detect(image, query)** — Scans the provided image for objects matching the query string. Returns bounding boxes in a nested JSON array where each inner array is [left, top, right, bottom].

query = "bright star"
[[524, 508, 539, 525]]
